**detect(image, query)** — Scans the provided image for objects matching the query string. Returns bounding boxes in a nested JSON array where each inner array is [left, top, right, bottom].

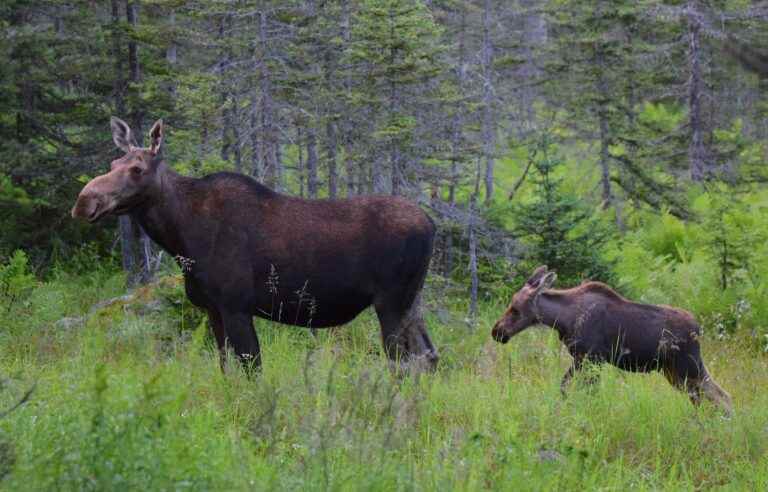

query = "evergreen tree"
[[348, 0, 446, 195], [513, 138, 613, 286], [701, 186, 756, 291]]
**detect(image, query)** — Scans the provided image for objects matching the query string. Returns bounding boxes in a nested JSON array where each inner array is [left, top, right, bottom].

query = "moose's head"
[[491, 265, 557, 343], [71, 117, 165, 222]]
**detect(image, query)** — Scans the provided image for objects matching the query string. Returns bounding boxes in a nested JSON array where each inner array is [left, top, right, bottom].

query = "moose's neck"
[[131, 165, 196, 259], [536, 291, 576, 340]]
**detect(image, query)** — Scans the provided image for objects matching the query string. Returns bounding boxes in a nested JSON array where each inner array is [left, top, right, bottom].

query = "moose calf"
[[492, 266, 733, 415]]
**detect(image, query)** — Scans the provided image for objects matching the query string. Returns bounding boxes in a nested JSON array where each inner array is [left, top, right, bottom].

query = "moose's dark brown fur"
[[492, 266, 732, 415], [72, 117, 438, 372]]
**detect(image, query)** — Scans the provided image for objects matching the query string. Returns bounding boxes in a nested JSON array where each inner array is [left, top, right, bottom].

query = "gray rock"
[[54, 316, 84, 330], [88, 294, 134, 315], [537, 449, 564, 463], [132, 299, 165, 316]]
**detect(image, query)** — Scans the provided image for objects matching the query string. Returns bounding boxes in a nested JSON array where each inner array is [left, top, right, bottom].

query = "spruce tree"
[[701, 186, 755, 291], [348, 0, 445, 195], [513, 139, 613, 286]]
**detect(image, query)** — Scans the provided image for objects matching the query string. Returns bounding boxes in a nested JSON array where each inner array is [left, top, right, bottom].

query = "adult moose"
[[491, 266, 732, 415], [72, 117, 438, 373]]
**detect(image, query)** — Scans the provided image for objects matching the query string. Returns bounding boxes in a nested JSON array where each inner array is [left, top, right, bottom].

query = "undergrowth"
[[0, 268, 765, 490]]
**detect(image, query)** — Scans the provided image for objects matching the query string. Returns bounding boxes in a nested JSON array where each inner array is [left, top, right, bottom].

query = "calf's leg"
[[560, 355, 600, 396], [664, 355, 733, 416], [560, 357, 582, 396]]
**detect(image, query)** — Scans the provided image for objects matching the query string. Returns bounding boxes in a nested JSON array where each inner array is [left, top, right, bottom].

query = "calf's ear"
[[110, 116, 137, 153], [534, 272, 557, 294], [526, 265, 548, 287]]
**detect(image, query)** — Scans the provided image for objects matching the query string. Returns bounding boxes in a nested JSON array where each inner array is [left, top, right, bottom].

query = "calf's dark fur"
[[492, 266, 732, 415]]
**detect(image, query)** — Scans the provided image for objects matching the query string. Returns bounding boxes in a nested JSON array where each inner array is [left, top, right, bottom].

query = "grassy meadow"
[[0, 267, 765, 491]]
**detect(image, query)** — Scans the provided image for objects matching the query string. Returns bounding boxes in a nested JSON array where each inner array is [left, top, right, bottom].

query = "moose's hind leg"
[[663, 352, 733, 416], [375, 293, 438, 373]]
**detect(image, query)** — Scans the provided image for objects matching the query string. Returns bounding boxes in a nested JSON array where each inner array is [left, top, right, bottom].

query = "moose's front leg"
[[560, 356, 584, 396], [221, 310, 262, 376], [375, 294, 438, 375], [206, 308, 227, 371]]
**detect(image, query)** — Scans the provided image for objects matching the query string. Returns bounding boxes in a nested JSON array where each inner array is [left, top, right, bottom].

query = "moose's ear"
[[538, 272, 557, 292], [149, 119, 164, 155], [526, 265, 548, 287], [110, 116, 136, 153]]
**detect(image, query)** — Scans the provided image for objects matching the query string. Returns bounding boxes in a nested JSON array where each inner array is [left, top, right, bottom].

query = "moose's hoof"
[[388, 350, 439, 376]]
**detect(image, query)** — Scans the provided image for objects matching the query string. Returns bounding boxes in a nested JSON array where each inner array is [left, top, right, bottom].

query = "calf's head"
[[491, 265, 557, 343], [71, 117, 165, 222]]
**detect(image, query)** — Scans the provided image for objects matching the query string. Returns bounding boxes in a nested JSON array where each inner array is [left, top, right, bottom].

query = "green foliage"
[[0, 250, 36, 317], [0, 175, 42, 259], [609, 185, 768, 339], [641, 210, 690, 261], [699, 189, 756, 290], [0, 274, 767, 489], [348, 0, 447, 190], [512, 142, 614, 286]]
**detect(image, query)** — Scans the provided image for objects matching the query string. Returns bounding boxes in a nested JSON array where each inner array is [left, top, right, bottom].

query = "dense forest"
[[1, 1, 768, 489], [3, 1, 768, 303]]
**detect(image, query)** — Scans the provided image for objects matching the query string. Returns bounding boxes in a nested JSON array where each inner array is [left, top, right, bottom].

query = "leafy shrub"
[[640, 211, 691, 262], [0, 250, 36, 320]]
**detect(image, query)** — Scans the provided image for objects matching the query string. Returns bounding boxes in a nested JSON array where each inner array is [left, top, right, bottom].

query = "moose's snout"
[[491, 321, 510, 344], [71, 193, 102, 222]]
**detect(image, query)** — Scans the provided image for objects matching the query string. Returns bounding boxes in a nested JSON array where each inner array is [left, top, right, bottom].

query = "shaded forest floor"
[[0, 272, 766, 490]]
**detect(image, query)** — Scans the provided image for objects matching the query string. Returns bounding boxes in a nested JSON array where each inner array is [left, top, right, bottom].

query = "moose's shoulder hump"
[[579, 281, 626, 301], [200, 172, 274, 193]]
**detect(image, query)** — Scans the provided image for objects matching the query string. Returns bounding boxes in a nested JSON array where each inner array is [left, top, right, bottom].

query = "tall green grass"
[[0, 271, 765, 490]]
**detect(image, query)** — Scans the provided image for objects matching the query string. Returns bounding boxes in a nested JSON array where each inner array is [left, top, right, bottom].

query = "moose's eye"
[[129, 166, 143, 176]]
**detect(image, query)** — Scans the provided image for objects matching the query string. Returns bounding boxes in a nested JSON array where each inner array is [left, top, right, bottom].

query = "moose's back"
[[172, 173, 435, 328], [565, 288, 701, 371]]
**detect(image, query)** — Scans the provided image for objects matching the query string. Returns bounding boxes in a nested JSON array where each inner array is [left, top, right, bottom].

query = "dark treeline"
[[1, 1, 766, 298]]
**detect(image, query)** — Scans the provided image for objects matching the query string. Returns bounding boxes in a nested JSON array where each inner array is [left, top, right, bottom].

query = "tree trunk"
[[687, 1, 706, 181], [258, 10, 280, 190], [307, 128, 319, 198], [518, 0, 546, 134], [126, 0, 142, 137], [232, 102, 242, 172], [297, 125, 305, 197], [388, 9, 401, 196], [446, 3, 468, 276], [165, 9, 178, 103], [219, 15, 233, 164], [341, 0, 356, 196], [481, 0, 496, 205], [595, 48, 612, 208], [250, 98, 261, 179], [111, 0, 124, 116], [123, 0, 153, 287], [326, 120, 338, 198], [166, 10, 177, 65], [468, 161, 482, 322]]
